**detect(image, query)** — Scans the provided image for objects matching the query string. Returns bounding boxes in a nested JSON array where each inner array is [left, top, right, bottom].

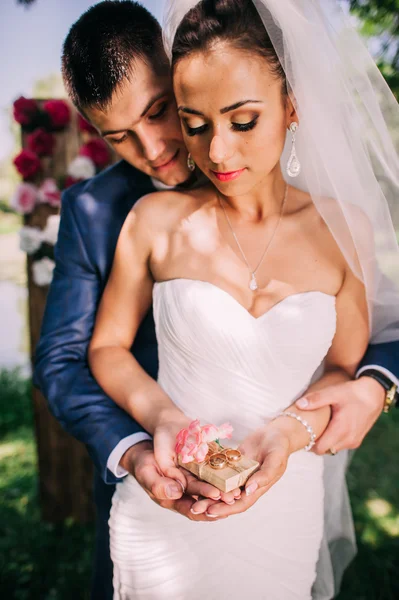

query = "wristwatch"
[[359, 369, 398, 413]]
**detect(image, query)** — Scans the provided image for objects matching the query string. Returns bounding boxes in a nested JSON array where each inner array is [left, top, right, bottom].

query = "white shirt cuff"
[[107, 432, 152, 479], [356, 364, 399, 388]]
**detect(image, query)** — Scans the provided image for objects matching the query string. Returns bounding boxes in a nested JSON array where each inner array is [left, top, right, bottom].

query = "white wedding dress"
[[109, 278, 339, 600]]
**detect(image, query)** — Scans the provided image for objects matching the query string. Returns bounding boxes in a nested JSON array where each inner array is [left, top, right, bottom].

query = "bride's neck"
[[219, 168, 287, 223]]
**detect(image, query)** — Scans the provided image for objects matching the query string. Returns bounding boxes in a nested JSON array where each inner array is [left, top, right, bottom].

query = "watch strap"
[[359, 369, 398, 411]]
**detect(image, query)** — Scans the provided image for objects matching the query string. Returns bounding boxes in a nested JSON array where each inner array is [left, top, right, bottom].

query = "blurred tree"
[[350, 0, 399, 96]]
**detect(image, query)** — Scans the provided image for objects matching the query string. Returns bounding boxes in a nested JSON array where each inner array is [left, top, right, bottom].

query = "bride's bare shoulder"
[[289, 186, 371, 264]]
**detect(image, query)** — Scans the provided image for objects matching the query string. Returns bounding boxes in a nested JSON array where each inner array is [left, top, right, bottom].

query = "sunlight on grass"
[[366, 498, 399, 538]]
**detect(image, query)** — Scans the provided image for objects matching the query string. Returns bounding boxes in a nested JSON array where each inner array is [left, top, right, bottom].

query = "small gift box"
[[176, 421, 259, 493]]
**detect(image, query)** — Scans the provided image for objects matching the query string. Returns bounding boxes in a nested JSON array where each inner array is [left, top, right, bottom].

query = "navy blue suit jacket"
[[34, 161, 157, 484], [34, 159, 399, 486]]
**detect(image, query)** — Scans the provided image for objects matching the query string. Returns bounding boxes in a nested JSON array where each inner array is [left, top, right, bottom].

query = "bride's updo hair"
[[172, 0, 287, 95]]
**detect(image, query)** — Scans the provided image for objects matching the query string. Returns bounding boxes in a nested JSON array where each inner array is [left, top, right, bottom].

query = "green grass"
[[0, 369, 398, 599], [0, 371, 94, 600]]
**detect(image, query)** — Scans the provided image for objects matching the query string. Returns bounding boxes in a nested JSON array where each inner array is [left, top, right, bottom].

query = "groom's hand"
[[120, 441, 232, 521], [294, 377, 385, 454]]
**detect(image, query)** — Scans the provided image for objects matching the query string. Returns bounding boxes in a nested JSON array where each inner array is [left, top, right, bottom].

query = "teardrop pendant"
[[287, 152, 301, 178], [249, 273, 258, 291], [287, 121, 301, 178]]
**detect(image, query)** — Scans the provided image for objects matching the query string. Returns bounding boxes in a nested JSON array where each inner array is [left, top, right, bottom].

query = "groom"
[[34, 1, 399, 598]]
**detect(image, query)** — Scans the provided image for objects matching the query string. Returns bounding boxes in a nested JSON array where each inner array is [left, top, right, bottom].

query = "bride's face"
[[174, 42, 296, 196]]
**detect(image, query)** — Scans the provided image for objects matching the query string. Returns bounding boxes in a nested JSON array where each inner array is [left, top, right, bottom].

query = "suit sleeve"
[[34, 188, 147, 484]]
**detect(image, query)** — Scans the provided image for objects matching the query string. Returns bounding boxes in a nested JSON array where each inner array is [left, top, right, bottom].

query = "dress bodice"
[[153, 278, 336, 442]]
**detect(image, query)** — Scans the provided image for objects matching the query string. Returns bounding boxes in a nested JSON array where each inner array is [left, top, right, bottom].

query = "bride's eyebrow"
[[178, 99, 263, 116]]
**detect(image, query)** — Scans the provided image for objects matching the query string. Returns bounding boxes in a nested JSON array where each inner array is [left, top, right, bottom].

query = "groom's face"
[[84, 59, 190, 186]]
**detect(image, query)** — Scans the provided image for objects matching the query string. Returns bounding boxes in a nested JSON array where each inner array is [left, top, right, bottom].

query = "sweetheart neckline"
[[154, 278, 336, 322]]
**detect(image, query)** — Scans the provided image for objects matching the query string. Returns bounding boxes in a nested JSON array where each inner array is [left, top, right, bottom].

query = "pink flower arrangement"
[[27, 128, 55, 157], [13, 96, 39, 126], [79, 138, 111, 169], [13, 150, 41, 181], [43, 100, 71, 129], [11, 182, 37, 214], [38, 178, 61, 207], [175, 419, 233, 464]]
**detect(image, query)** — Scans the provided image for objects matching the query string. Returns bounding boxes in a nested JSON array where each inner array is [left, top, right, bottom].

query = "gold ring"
[[329, 447, 338, 456], [209, 453, 227, 470], [224, 449, 242, 463]]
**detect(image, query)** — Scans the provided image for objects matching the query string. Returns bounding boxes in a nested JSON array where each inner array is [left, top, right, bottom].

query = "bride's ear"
[[285, 94, 299, 128]]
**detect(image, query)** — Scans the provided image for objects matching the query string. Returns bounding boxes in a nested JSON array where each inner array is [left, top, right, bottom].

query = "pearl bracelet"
[[276, 411, 316, 452]]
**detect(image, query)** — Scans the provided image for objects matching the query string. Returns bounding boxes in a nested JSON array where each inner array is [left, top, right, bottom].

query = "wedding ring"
[[329, 447, 338, 456], [209, 453, 227, 469], [224, 449, 242, 463]]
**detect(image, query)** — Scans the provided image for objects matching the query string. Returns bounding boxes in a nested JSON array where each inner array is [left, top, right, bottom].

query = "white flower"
[[42, 214, 60, 246], [32, 257, 55, 287], [19, 226, 43, 255], [67, 155, 95, 180]]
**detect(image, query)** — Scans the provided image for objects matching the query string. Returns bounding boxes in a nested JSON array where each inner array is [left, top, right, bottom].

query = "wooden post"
[[23, 101, 94, 523]]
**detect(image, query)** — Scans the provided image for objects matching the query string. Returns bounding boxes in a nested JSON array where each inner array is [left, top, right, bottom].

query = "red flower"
[[13, 150, 41, 181], [13, 96, 39, 126], [79, 139, 110, 169], [27, 128, 55, 157], [64, 176, 82, 189], [77, 114, 97, 134], [43, 100, 71, 129]]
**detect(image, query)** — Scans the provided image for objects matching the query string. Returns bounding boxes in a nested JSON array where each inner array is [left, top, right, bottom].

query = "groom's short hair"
[[62, 0, 169, 112]]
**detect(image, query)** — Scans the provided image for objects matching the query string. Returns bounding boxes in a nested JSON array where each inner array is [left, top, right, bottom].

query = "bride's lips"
[[153, 149, 180, 172], [211, 168, 246, 182]]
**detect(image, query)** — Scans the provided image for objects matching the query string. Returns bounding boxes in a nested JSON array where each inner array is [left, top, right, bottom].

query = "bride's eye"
[[185, 123, 208, 137], [232, 117, 259, 132]]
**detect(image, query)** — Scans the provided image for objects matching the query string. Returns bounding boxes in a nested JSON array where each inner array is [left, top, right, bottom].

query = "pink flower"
[[13, 150, 41, 181], [175, 419, 234, 464], [27, 128, 55, 157], [13, 97, 39, 126], [217, 422, 234, 440], [11, 182, 37, 214], [201, 424, 219, 442], [38, 178, 61, 207], [79, 139, 110, 169], [43, 100, 71, 129]]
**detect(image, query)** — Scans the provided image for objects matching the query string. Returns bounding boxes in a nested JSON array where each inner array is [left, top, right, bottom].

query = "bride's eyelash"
[[186, 117, 259, 137], [233, 117, 259, 132]]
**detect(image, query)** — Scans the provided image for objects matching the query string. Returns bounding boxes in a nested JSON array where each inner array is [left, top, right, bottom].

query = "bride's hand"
[[202, 424, 292, 519], [153, 411, 243, 510]]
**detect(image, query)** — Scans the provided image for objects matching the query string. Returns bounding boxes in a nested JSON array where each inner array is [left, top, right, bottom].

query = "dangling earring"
[[187, 153, 196, 172], [286, 122, 301, 178]]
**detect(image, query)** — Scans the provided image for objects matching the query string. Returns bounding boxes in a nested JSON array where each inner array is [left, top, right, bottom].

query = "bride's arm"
[[268, 264, 370, 453], [88, 197, 188, 445]]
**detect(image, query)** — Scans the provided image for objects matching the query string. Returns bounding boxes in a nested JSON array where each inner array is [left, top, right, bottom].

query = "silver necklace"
[[218, 184, 288, 292]]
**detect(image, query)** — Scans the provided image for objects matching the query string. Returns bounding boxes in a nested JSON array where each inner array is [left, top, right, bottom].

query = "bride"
[[88, 0, 399, 598]]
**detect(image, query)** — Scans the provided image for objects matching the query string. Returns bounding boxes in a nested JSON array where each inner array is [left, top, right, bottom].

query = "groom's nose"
[[209, 134, 230, 164], [140, 131, 167, 162]]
